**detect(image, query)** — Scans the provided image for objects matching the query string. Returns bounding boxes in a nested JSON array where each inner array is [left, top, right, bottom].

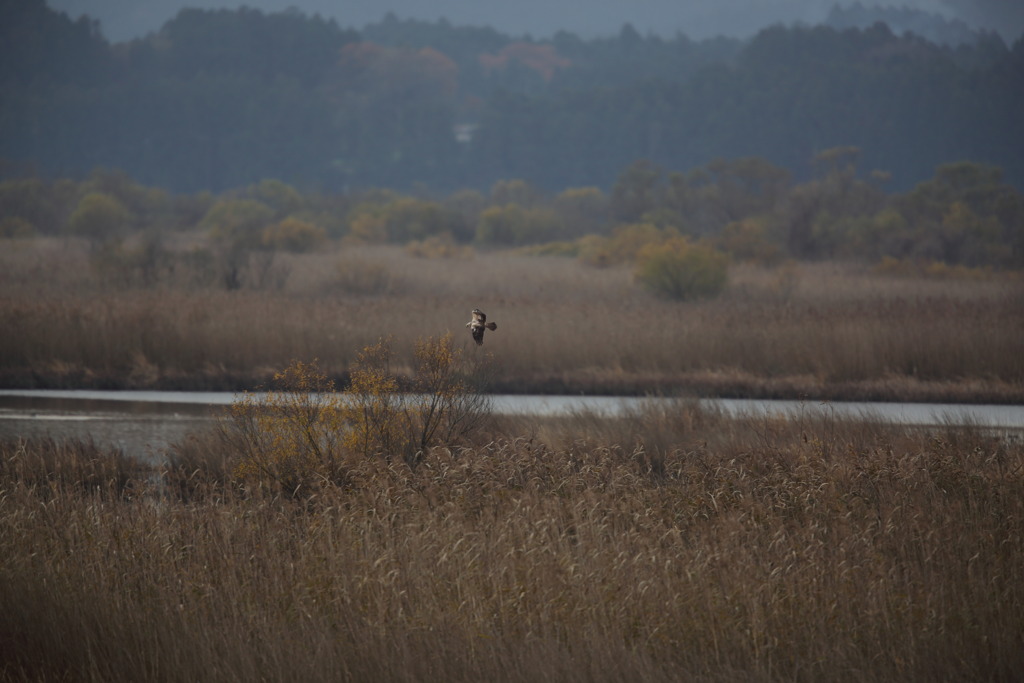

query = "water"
[[2, 389, 1022, 463], [0, 393, 216, 463]]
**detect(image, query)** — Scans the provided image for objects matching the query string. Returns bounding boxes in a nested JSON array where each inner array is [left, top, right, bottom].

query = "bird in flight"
[[466, 308, 497, 345]]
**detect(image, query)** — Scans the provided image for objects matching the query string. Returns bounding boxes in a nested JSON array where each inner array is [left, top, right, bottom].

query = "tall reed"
[[2, 404, 1022, 681], [1, 241, 1021, 399]]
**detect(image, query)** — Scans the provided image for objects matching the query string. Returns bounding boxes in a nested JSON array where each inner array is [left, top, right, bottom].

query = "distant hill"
[[826, 3, 995, 46], [44, 0, 1024, 44], [3, 1, 1022, 194]]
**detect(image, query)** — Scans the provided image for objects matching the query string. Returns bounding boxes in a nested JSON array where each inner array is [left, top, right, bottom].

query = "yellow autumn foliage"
[[223, 335, 492, 491]]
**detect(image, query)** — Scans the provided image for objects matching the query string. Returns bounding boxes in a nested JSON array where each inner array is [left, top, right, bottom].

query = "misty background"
[[2, 0, 1022, 202], [0, 0, 1021, 299], [44, 0, 1024, 43]]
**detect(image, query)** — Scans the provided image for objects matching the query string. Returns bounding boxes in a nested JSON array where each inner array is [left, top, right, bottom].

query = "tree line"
[[1, 0, 1022, 196], [3, 152, 1021, 277]]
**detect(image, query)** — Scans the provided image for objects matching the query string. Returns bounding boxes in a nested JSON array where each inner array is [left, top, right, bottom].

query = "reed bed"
[[2, 405, 1022, 681], [1, 240, 1022, 400]]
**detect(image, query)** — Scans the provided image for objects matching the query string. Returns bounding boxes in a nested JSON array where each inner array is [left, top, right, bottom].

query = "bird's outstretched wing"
[[468, 308, 494, 345]]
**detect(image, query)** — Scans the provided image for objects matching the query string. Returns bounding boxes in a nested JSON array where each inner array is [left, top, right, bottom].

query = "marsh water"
[[2, 389, 1022, 464]]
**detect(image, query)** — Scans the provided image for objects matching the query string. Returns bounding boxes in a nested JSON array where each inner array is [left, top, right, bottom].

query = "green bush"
[[345, 196, 454, 244], [0, 216, 37, 238], [718, 217, 782, 264], [261, 217, 327, 252], [89, 234, 169, 287], [201, 198, 274, 249], [404, 234, 473, 258], [634, 237, 729, 301], [475, 204, 564, 246], [578, 222, 671, 267], [67, 192, 133, 243]]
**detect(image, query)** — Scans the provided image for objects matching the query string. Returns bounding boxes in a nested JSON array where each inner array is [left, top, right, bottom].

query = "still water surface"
[[2, 389, 1022, 463]]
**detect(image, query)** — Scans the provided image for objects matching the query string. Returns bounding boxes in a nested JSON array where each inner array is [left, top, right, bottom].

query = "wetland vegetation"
[[2, 397, 1022, 681], [3, 151, 1022, 402], [1, 236, 1021, 402], [3, 5, 1023, 679]]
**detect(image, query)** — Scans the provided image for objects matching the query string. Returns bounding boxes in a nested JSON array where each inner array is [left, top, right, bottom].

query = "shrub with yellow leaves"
[[222, 335, 492, 492], [343, 334, 492, 467], [634, 237, 729, 301], [222, 359, 347, 494]]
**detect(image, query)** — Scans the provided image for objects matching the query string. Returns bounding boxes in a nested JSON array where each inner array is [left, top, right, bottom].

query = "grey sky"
[[46, 0, 1023, 43]]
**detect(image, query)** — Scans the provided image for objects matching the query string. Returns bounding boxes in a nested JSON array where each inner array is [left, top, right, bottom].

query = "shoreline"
[[2, 370, 1022, 405]]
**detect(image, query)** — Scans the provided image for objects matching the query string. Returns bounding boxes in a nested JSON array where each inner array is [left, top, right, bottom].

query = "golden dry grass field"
[[2, 236, 1023, 680], [2, 403, 1022, 681], [1, 237, 1022, 401]]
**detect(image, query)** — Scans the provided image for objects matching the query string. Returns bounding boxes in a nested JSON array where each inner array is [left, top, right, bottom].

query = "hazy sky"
[[46, 0, 1023, 43]]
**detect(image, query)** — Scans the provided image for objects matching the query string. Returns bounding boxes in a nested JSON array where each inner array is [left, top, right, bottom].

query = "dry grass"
[[2, 405, 1023, 681], [1, 239, 1022, 400]]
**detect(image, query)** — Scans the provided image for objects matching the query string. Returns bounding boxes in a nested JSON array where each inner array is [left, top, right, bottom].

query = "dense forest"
[[1, 0, 1022, 196]]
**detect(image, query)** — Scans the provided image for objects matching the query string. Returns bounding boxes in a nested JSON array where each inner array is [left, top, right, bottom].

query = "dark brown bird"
[[466, 308, 497, 345]]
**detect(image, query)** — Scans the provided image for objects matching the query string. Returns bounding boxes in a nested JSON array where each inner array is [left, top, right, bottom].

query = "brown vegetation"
[[2, 402, 1022, 681], [1, 238, 1021, 401]]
